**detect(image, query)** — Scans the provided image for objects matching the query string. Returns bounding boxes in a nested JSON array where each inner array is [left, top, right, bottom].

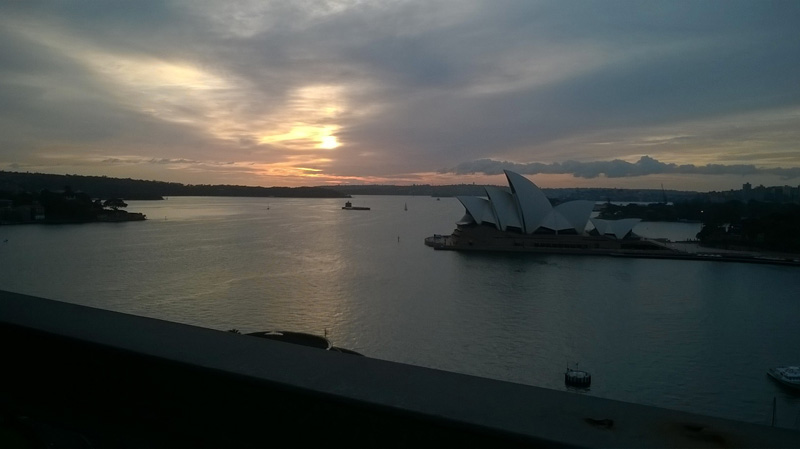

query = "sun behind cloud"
[[320, 135, 340, 149]]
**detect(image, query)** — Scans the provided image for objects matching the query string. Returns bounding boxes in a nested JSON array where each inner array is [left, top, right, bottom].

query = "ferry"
[[342, 201, 370, 210]]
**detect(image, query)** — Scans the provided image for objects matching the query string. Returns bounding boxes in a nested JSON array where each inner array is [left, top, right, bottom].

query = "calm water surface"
[[1, 196, 799, 429]]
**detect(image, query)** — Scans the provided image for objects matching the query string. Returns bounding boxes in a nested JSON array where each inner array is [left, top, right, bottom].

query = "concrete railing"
[[1, 290, 798, 448]]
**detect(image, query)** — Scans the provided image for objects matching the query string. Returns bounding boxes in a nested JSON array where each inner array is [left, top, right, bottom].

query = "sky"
[[2, 1, 800, 191]]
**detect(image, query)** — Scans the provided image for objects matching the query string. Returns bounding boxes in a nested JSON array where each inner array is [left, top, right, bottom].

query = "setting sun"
[[320, 135, 340, 149]]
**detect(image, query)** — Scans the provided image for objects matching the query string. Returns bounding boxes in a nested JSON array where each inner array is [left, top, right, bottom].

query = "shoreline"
[[1, 212, 146, 226], [425, 234, 800, 267]]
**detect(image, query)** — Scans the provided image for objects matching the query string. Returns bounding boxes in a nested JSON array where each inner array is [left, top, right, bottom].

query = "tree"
[[103, 198, 128, 210]]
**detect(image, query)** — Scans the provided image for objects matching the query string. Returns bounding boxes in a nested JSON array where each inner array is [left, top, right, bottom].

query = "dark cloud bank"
[[441, 156, 800, 180]]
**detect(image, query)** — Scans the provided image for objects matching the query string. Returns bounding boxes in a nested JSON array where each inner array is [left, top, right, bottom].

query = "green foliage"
[[597, 199, 800, 253], [36, 188, 101, 222], [695, 201, 800, 253], [1, 187, 139, 223], [103, 198, 128, 210]]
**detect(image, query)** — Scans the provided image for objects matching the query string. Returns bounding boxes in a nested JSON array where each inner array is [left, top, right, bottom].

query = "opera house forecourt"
[[425, 169, 799, 267]]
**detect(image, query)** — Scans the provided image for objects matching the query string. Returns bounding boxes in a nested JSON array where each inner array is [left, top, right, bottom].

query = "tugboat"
[[565, 364, 591, 389], [342, 200, 370, 210]]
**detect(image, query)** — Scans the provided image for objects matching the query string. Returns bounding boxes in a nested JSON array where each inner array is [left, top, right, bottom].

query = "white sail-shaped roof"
[[539, 210, 573, 231], [456, 196, 497, 226], [485, 186, 521, 231], [504, 170, 552, 234], [456, 213, 475, 226], [589, 218, 612, 236], [590, 218, 641, 239], [553, 200, 595, 233], [454, 170, 638, 238]]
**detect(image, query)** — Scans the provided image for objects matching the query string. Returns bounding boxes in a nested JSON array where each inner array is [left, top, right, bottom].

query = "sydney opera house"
[[426, 170, 677, 255]]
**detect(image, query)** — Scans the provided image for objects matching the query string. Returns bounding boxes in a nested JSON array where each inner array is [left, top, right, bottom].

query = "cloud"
[[148, 158, 202, 165], [99, 157, 238, 166], [1, 1, 800, 189], [441, 155, 800, 180]]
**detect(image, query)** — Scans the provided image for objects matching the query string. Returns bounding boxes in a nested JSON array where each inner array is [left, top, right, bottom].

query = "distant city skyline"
[[2, 1, 799, 192]]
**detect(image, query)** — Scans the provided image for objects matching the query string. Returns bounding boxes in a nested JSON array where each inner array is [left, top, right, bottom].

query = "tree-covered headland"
[[0, 171, 349, 200], [1, 185, 145, 224], [599, 200, 800, 253], [0, 170, 349, 224]]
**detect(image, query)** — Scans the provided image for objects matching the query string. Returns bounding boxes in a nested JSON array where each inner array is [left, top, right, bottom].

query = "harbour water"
[[1, 196, 799, 429]]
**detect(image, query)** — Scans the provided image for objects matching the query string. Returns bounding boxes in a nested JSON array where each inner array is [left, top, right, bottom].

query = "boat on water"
[[767, 366, 800, 389], [246, 330, 331, 349], [240, 330, 364, 356], [565, 366, 591, 389], [342, 201, 370, 210]]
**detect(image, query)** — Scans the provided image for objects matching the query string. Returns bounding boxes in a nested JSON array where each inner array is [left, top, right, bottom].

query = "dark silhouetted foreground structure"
[[1, 291, 798, 448]]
